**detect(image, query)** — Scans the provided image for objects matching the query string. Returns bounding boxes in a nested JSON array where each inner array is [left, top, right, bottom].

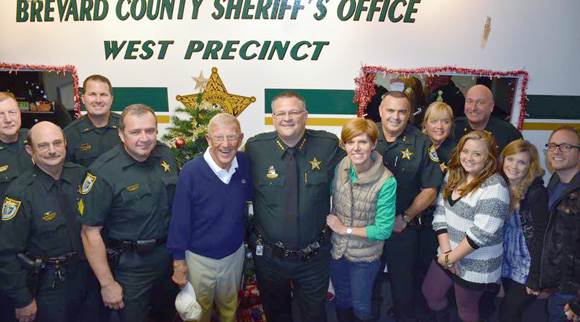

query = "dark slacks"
[[499, 278, 536, 322], [36, 260, 101, 322], [253, 246, 330, 322], [383, 229, 419, 321], [109, 244, 178, 322]]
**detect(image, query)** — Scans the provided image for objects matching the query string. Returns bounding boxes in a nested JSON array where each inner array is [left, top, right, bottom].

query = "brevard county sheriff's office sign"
[[15, 0, 422, 61]]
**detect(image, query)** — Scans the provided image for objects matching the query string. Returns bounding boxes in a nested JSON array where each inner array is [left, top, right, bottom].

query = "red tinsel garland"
[[354, 66, 529, 131], [0, 62, 81, 117]]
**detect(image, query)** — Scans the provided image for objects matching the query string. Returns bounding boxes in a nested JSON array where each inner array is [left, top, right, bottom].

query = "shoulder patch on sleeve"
[[2, 197, 22, 221], [428, 145, 440, 163], [80, 173, 97, 195]]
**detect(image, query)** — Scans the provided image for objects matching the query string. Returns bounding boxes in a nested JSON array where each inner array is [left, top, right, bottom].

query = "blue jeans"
[[548, 291, 576, 322], [331, 258, 380, 320]]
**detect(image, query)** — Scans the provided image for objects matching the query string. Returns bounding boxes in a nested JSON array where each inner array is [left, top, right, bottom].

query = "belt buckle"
[[136, 239, 156, 254], [273, 242, 287, 259]]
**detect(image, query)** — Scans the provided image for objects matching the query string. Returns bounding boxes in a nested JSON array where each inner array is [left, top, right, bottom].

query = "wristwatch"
[[403, 213, 412, 223], [346, 227, 353, 235], [445, 253, 454, 269]]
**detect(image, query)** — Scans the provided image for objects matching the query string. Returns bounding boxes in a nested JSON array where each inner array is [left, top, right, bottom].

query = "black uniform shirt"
[[436, 137, 457, 173], [453, 116, 522, 153], [245, 130, 344, 247], [78, 143, 178, 241], [64, 113, 120, 168], [0, 129, 33, 197], [0, 163, 85, 307], [376, 124, 443, 214]]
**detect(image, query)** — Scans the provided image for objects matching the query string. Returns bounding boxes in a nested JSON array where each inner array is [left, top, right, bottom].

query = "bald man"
[[453, 84, 522, 152], [0, 122, 96, 322]]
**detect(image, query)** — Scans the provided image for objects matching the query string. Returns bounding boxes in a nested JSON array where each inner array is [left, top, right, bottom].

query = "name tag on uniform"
[[80, 143, 92, 152], [127, 183, 140, 192]]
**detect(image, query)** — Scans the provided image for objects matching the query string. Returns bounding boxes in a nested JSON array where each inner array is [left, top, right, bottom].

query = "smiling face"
[[82, 79, 113, 119], [460, 139, 488, 178], [425, 115, 453, 146], [464, 85, 494, 129], [118, 112, 157, 162], [503, 151, 531, 185], [548, 129, 580, 177], [379, 95, 410, 137], [26, 121, 67, 174], [345, 133, 376, 173], [0, 96, 22, 143], [206, 121, 243, 171], [272, 97, 307, 147]]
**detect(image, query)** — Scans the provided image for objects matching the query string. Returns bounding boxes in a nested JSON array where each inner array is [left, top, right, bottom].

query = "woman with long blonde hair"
[[421, 131, 510, 322], [498, 139, 548, 322]]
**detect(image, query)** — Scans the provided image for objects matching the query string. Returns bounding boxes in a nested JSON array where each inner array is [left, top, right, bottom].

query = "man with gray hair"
[[168, 113, 252, 322], [79, 104, 179, 322]]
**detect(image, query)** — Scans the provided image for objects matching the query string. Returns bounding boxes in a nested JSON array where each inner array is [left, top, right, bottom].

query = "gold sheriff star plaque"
[[176, 67, 256, 117]]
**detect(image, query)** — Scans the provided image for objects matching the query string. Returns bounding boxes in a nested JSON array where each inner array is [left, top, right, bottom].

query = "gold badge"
[[78, 199, 85, 216], [41, 211, 57, 222], [266, 166, 278, 179], [1, 197, 21, 221], [80, 173, 97, 195], [401, 147, 414, 160], [309, 157, 321, 170], [160, 160, 171, 172], [80, 143, 92, 152], [440, 163, 448, 172], [428, 145, 440, 163], [0, 165, 8, 173], [127, 183, 140, 192]]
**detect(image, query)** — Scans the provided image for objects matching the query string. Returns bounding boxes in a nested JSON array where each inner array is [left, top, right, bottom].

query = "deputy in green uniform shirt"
[[453, 84, 522, 153], [64, 75, 120, 167], [373, 91, 443, 321], [0, 121, 96, 322], [79, 104, 178, 322], [245, 91, 344, 322], [0, 92, 33, 198]]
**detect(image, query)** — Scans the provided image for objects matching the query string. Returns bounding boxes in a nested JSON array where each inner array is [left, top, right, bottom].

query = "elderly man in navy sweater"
[[167, 113, 252, 322]]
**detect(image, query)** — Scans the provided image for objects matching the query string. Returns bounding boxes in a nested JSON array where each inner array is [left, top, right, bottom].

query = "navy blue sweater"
[[167, 152, 252, 260]]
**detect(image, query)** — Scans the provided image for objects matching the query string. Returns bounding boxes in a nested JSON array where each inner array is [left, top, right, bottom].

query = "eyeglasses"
[[544, 143, 580, 152], [210, 135, 240, 143], [272, 110, 304, 118]]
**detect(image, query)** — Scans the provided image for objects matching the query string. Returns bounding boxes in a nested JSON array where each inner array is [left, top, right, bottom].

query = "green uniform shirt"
[[64, 113, 120, 168], [376, 124, 443, 215], [246, 130, 345, 247], [78, 143, 178, 241], [453, 116, 522, 153], [0, 163, 86, 307], [0, 129, 33, 197]]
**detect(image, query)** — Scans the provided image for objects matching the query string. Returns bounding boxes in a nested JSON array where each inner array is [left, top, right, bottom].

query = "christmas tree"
[[161, 94, 224, 168]]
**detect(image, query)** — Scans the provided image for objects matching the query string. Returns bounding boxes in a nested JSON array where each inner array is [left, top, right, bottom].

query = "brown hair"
[[0, 91, 17, 103], [83, 74, 113, 95], [341, 117, 379, 144], [442, 130, 499, 199], [119, 104, 156, 131], [271, 91, 306, 112], [499, 139, 545, 210], [549, 125, 580, 145]]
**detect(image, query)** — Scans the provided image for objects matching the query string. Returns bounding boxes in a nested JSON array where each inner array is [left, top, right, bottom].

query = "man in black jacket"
[[527, 125, 580, 322]]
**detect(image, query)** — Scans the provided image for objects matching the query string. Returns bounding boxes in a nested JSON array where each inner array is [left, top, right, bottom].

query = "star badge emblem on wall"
[[177, 67, 256, 117]]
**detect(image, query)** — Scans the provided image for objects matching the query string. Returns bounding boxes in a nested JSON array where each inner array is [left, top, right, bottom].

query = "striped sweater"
[[432, 173, 510, 285]]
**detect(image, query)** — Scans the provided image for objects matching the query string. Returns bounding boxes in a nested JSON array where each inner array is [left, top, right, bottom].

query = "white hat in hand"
[[175, 282, 202, 321]]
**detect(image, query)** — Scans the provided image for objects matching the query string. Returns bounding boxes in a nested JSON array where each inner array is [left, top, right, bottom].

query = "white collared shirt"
[[203, 148, 238, 184]]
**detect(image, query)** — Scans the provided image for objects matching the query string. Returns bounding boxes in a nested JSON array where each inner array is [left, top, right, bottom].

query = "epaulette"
[[63, 115, 88, 132], [6, 170, 36, 192], [63, 162, 86, 171], [246, 131, 277, 143], [89, 146, 120, 171], [305, 129, 339, 142]]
